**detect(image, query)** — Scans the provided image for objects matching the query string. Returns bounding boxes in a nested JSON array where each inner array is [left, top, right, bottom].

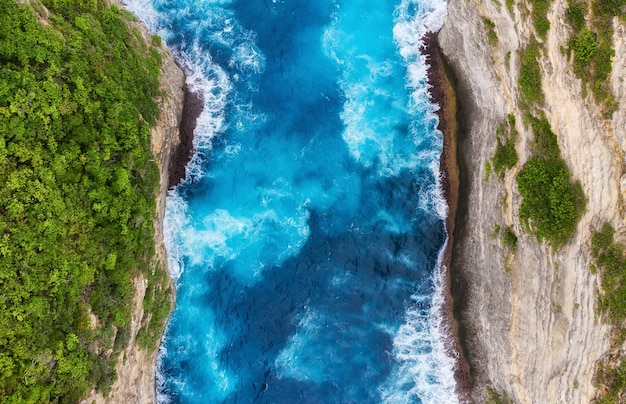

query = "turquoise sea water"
[[124, 0, 458, 401]]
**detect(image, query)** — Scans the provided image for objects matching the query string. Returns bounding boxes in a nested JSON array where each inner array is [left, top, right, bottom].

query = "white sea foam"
[[124, 0, 234, 182], [165, 197, 311, 284], [322, 0, 448, 178], [274, 307, 325, 383], [156, 311, 235, 403], [162, 189, 188, 281], [380, 244, 459, 403], [378, 5, 459, 400], [230, 43, 266, 75], [392, 0, 449, 222], [172, 52, 232, 183], [120, 0, 162, 33]]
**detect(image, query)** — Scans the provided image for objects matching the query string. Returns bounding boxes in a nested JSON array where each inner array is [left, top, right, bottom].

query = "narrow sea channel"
[[124, 0, 458, 401]]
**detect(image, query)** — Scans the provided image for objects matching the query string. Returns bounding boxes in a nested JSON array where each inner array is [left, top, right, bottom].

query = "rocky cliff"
[[439, 0, 625, 402], [81, 8, 186, 403]]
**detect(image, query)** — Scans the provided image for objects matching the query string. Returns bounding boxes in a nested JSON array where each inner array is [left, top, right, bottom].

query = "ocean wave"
[[380, 241, 459, 403], [156, 310, 235, 403], [162, 189, 188, 281], [123, 0, 459, 401], [322, 0, 448, 180]]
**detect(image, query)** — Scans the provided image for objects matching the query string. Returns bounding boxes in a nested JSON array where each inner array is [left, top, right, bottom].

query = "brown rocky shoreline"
[[168, 87, 203, 188], [421, 31, 473, 403]]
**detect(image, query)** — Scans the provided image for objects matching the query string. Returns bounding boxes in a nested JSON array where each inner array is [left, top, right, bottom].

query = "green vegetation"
[[595, 360, 626, 404], [591, 224, 626, 402], [493, 139, 517, 174], [518, 42, 543, 107], [517, 155, 585, 246], [531, 0, 551, 38], [491, 115, 519, 177], [506, 0, 515, 14], [528, 114, 559, 159], [136, 263, 172, 350], [565, 0, 622, 110], [516, 116, 585, 247], [0, 0, 171, 401], [483, 17, 499, 45], [492, 223, 502, 239], [503, 227, 518, 251], [486, 386, 514, 404], [565, 2, 585, 32], [591, 224, 626, 324], [509, 1, 587, 250], [570, 29, 599, 67]]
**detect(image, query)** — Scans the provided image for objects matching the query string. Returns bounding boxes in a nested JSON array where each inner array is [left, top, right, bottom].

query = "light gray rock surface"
[[439, 0, 625, 402]]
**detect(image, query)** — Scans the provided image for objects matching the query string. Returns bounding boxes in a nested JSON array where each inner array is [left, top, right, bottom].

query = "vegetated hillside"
[[439, 0, 625, 401], [0, 0, 172, 401]]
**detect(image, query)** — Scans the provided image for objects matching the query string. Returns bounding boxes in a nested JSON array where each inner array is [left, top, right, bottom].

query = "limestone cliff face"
[[439, 0, 625, 402], [81, 10, 186, 404]]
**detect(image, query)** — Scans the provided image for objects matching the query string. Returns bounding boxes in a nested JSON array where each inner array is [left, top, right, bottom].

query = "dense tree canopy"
[[0, 0, 169, 401]]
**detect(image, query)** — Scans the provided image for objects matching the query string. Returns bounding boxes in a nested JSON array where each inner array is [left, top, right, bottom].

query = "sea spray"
[[124, 0, 460, 401]]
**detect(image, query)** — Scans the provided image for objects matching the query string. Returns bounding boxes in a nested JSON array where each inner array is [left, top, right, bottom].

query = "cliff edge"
[[439, 0, 625, 402], [81, 9, 185, 403]]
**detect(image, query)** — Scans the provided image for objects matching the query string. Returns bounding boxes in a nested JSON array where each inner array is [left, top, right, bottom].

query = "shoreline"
[[168, 86, 203, 188], [156, 35, 473, 402], [152, 30, 472, 404], [421, 31, 473, 402], [155, 68, 203, 398]]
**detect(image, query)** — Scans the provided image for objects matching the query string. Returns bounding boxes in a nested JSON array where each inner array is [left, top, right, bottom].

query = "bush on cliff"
[[0, 0, 170, 401], [531, 0, 551, 38], [517, 157, 585, 246], [491, 115, 519, 177], [565, 0, 621, 111], [591, 224, 626, 402], [516, 117, 585, 247], [518, 42, 543, 107]]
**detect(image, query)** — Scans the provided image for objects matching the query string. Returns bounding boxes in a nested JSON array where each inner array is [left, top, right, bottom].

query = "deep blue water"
[[125, 0, 457, 402]]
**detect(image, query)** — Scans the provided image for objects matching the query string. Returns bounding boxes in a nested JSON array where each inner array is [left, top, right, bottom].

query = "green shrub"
[[517, 157, 586, 246], [137, 264, 173, 351], [591, 224, 626, 323], [591, 224, 626, 402], [493, 139, 518, 176], [152, 33, 162, 47], [570, 29, 599, 68], [566, 2, 585, 32], [519, 43, 543, 107], [482, 17, 498, 45], [486, 386, 514, 404], [565, 0, 620, 109], [528, 115, 560, 159], [491, 116, 519, 177], [507, 113, 516, 127], [503, 227, 518, 251], [531, 0, 551, 38], [506, 0, 515, 14], [595, 360, 626, 404]]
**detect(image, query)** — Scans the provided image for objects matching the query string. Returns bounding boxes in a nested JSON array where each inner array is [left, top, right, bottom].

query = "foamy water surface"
[[124, 0, 458, 401]]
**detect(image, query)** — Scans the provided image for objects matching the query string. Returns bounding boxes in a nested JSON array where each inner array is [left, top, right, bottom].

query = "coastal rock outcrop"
[[80, 8, 186, 403], [439, 0, 625, 402]]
